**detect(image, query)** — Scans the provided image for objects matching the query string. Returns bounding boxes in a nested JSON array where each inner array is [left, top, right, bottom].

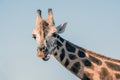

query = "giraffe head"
[[32, 9, 67, 61]]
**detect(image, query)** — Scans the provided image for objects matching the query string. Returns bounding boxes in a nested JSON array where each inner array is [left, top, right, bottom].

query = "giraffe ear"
[[56, 22, 67, 34]]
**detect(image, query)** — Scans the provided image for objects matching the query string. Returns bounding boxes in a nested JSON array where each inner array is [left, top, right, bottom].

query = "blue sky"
[[0, 0, 120, 80]]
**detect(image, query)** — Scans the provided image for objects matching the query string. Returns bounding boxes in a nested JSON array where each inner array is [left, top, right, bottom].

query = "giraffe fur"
[[32, 9, 120, 80]]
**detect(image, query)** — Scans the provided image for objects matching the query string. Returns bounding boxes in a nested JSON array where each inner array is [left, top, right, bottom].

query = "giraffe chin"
[[42, 53, 51, 61], [42, 56, 50, 61]]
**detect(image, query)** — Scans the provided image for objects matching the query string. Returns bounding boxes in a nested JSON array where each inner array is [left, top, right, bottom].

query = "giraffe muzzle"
[[37, 46, 50, 61]]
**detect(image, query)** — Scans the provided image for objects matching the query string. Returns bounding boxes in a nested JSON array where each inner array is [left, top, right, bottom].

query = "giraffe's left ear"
[[56, 22, 67, 34]]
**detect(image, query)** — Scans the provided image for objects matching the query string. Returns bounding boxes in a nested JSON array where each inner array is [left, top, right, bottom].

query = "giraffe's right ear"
[[56, 22, 67, 34]]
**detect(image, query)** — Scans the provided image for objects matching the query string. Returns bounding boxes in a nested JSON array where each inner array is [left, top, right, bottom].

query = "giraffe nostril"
[[40, 46, 46, 51], [42, 46, 45, 50]]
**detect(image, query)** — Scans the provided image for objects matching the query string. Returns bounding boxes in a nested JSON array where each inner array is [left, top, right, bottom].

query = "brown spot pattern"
[[99, 68, 113, 80], [81, 73, 90, 80], [82, 59, 92, 67], [70, 62, 80, 74], [89, 55, 102, 65], [69, 54, 77, 60], [82, 72, 94, 80], [105, 61, 120, 71], [54, 52, 57, 56], [115, 73, 120, 79], [64, 59, 69, 67]]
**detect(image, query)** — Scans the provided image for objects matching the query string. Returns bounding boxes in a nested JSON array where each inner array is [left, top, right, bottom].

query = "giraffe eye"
[[43, 22, 49, 27], [32, 34, 36, 40]]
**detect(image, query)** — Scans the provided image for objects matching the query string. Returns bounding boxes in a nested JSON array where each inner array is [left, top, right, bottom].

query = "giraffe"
[[32, 9, 120, 80]]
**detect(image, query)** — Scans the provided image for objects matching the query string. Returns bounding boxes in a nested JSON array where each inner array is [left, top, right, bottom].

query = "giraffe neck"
[[52, 34, 120, 80]]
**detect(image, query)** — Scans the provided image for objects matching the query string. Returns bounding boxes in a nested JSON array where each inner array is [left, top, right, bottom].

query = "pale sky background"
[[0, 0, 120, 80]]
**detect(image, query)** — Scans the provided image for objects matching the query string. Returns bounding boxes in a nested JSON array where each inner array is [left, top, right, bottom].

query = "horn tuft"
[[37, 9, 41, 16], [48, 8, 52, 13]]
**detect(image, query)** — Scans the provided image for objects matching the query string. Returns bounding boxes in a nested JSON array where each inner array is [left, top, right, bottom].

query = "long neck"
[[52, 34, 120, 80]]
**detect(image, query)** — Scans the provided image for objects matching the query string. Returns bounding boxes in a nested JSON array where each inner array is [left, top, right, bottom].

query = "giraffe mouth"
[[37, 47, 51, 61]]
